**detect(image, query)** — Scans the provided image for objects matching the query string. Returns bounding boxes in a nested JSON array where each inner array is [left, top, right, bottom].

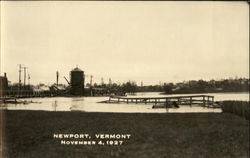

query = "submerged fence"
[[221, 101, 249, 120]]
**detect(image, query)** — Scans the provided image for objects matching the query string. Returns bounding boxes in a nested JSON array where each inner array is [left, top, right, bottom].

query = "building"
[[70, 67, 84, 96], [0, 73, 8, 97]]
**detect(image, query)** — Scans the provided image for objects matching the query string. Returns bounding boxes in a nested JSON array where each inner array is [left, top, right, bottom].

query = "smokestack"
[[4, 72, 6, 78]]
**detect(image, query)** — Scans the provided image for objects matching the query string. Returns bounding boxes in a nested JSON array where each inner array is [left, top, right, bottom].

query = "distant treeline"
[[90, 78, 249, 94], [87, 81, 137, 94], [153, 78, 249, 94]]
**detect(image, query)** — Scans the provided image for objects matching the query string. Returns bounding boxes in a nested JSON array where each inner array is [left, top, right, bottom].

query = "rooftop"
[[71, 66, 83, 72]]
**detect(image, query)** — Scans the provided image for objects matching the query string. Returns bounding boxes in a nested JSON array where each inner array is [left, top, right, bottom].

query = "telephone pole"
[[101, 77, 104, 85], [23, 67, 28, 88], [18, 64, 22, 91], [90, 75, 93, 87], [90, 75, 93, 96], [56, 71, 59, 86], [109, 78, 112, 86]]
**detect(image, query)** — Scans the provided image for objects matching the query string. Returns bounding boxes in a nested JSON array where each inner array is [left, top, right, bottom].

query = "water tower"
[[70, 67, 84, 96]]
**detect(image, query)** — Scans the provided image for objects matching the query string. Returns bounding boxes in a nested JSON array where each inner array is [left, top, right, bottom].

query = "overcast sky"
[[1, 1, 249, 85]]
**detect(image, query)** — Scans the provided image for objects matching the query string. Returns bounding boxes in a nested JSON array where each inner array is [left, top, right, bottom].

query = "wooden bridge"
[[105, 95, 216, 108]]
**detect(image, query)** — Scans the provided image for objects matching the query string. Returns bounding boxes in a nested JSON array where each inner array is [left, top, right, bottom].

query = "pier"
[[106, 95, 216, 108], [0, 97, 18, 104], [6, 90, 52, 98]]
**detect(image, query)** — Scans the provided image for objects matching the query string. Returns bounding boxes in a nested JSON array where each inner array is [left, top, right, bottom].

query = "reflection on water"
[[1, 92, 248, 113], [52, 101, 58, 111]]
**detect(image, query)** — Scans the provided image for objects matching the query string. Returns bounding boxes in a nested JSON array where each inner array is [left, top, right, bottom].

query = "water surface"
[[1, 92, 248, 113]]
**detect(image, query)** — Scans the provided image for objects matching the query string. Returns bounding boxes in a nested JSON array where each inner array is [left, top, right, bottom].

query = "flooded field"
[[1, 92, 249, 113]]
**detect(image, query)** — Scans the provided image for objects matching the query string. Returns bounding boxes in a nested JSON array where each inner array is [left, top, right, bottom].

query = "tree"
[[163, 83, 174, 94]]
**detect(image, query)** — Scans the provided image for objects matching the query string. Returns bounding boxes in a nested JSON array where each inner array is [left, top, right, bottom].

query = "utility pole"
[[109, 78, 112, 86], [56, 71, 59, 86], [90, 75, 93, 96], [18, 64, 22, 92], [23, 67, 28, 88], [90, 75, 93, 87], [101, 77, 104, 85]]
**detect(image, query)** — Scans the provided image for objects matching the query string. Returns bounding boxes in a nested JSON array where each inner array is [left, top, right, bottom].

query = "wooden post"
[[207, 96, 210, 107], [127, 99, 128, 104], [212, 97, 214, 107], [166, 99, 168, 108], [207, 97, 209, 107], [136, 99, 137, 104], [118, 98, 120, 103], [155, 99, 157, 105], [203, 96, 205, 107], [190, 97, 192, 106]]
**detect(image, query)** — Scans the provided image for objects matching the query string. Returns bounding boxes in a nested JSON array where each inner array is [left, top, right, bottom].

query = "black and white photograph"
[[0, 1, 249, 158]]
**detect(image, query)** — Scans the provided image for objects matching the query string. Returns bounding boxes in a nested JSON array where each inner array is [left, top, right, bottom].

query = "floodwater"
[[1, 92, 249, 113]]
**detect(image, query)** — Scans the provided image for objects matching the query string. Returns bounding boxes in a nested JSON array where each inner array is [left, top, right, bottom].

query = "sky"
[[0, 1, 249, 85]]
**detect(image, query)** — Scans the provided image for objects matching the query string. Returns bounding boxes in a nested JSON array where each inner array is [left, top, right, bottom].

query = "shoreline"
[[3, 91, 249, 100]]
